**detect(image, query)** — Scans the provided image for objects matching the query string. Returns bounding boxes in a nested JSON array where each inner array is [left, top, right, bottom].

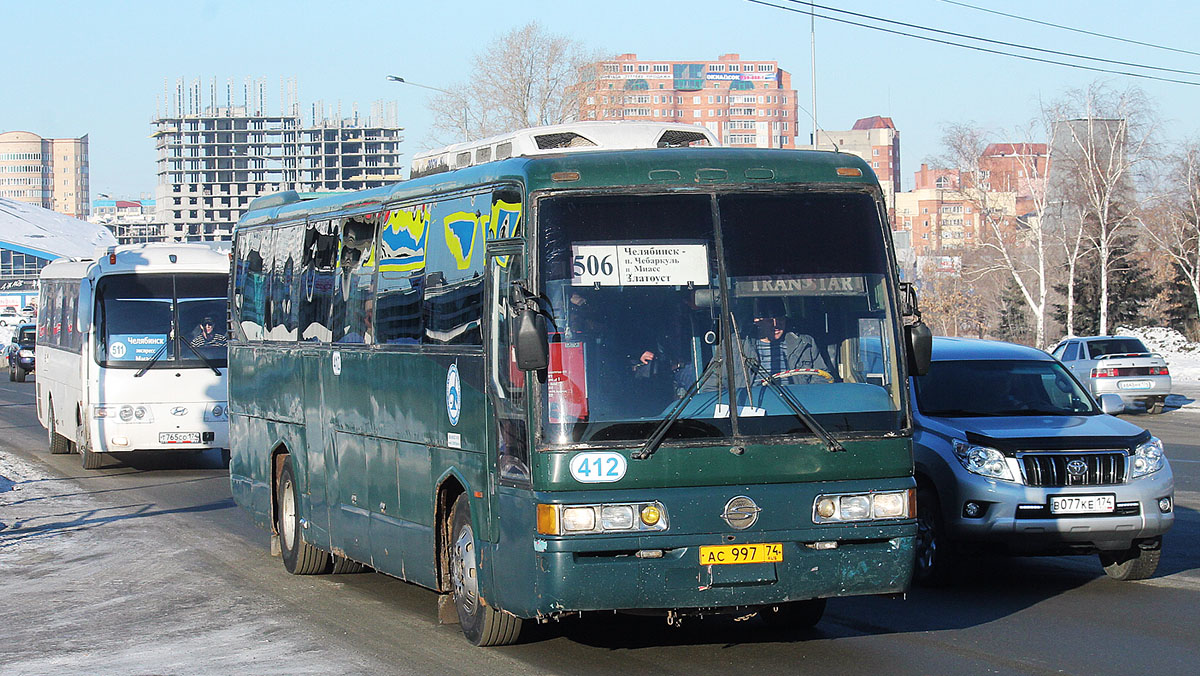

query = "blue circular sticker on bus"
[[446, 363, 461, 426]]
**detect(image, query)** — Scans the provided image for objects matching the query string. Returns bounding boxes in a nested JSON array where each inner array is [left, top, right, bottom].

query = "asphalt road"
[[2, 376, 1198, 675]]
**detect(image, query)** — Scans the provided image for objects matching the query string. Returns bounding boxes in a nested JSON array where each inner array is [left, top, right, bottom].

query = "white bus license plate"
[[1050, 495, 1115, 515], [1117, 380, 1152, 390], [159, 432, 201, 444]]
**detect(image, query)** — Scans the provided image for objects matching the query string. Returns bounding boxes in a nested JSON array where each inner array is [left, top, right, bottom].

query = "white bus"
[[409, 121, 718, 178], [36, 243, 232, 469]]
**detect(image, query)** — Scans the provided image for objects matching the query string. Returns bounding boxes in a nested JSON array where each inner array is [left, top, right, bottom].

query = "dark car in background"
[[911, 337, 1174, 584], [7, 323, 36, 382]]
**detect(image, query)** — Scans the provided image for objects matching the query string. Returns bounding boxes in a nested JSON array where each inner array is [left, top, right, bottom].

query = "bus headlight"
[[204, 403, 228, 422], [536, 502, 669, 535], [96, 405, 154, 423], [812, 489, 914, 523]]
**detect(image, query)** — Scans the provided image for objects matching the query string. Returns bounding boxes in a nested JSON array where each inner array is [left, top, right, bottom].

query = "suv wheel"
[[1099, 537, 1162, 581], [914, 485, 954, 585]]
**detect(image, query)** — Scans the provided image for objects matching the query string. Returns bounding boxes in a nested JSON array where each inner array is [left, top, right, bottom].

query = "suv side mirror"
[[513, 309, 549, 371], [1097, 393, 1125, 415], [906, 321, 932, 377]]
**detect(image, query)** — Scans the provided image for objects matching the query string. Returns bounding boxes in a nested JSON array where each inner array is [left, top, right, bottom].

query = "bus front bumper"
[[521, 528, 914, 617], [89, 403, 229, 453]]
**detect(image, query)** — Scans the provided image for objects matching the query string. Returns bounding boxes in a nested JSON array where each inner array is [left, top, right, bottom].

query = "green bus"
[[229, 142, 931, 646]]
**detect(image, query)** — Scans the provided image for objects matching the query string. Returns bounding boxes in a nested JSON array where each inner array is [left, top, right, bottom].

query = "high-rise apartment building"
[[578, 53, 798, 149], [802, 116, 901, 211], [152, 78, 405, 241], [0, 131, 90, 219]]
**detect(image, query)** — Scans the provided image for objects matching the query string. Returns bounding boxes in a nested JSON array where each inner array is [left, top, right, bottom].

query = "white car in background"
[[1051, 336, 1171, 414]]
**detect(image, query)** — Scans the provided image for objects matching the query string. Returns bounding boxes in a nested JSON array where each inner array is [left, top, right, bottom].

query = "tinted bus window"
[[376, 205, 427, 345], [332, 214, 377, 344], [299, 219, 338, 342], [425, 195, 484, 346], [270, 223, 303, 340], [236, 228, 270, 341]]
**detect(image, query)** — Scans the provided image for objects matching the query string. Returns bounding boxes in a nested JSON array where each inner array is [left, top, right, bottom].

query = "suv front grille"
[[1019, 451, 1127, 487]]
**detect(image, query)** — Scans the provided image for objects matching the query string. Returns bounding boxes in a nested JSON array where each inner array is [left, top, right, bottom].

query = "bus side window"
[[332, 214, 378, 344], [270, 223, 302, 341], [493, 253, 529, 485], [299, 219, 338, 343], [424, 195, 484, 346], [235, 228, 269, 342]]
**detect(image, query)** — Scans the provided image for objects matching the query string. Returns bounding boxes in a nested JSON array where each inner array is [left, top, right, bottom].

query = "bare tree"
[[1045, 83, 1158, 335], [426, 22, 601, 145], [937, 122, 1053, 346], [1141, 142, 1200, 326]]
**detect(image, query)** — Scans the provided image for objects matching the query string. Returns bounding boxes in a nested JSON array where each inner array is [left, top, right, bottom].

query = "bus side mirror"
[[514, 309, 549, 371], [906, 321, 932, 377]]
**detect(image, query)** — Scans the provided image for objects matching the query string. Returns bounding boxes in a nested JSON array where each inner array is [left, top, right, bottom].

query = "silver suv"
[[912, 338, 1174, 583], [1051, 336, 1171, 414]]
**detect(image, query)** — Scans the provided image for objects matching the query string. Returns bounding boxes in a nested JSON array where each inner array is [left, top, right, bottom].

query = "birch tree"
[[426, 22, 600, 144], [1141, 142, 1200, 327], [938, 122, 1053, 346], [1045, 84, 1157, 336]]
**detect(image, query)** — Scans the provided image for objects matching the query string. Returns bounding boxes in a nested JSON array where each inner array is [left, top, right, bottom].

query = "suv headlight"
[[1130, 437, 1165, 479], [952, 439, 1015, 482], [18, 349, 34, 358]]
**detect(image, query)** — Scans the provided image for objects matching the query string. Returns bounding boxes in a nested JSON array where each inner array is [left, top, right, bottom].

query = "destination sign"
[[734, 275, 866, 297], [571, 243, 710, 287]]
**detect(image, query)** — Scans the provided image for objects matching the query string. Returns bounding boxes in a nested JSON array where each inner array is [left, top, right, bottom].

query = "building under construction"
[[152, 77, 405, 241]]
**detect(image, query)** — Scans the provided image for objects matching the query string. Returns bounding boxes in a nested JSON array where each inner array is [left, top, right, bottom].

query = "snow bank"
[[1115, 326, 1200, 385]]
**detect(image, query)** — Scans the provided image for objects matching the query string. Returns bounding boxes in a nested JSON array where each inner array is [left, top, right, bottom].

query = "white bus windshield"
[[95, 273, 229, 369], [538, 191, 903, 446]]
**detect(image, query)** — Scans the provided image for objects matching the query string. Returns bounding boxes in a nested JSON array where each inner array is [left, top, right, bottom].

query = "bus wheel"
[[80, 446, 105, 470], [330, 555, 366, 574], [277, 457, 329, 575], [449, 493, 522, 646], [760, 598, 826, 630], [47, 402, 72, 455]]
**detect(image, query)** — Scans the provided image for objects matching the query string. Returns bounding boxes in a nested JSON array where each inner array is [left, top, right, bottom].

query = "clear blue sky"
[[4, 0, 1198, 198]]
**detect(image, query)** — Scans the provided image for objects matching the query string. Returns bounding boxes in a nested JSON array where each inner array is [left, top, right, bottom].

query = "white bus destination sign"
[[735, 275, 866, 296], [571, 243, 710, 287]]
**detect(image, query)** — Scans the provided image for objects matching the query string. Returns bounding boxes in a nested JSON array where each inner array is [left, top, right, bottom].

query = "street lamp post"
[[385, 75, 468, 139]]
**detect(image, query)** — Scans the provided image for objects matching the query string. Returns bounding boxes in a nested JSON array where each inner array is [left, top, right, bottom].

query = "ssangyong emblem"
[[1066, 459, 1088, 477], [721, 496, 761, 530], [170, 406, 188, 417]]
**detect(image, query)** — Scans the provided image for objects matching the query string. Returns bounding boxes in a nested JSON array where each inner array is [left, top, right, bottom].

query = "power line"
[[938, 0, 1200, 59], [747, 0, 1200, 87], [785, 1, 1200, 78]]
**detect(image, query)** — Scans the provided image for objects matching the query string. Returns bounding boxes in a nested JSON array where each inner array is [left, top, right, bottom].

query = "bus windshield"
[[538, 190, 903, 446], [95, 273, 229, 369]]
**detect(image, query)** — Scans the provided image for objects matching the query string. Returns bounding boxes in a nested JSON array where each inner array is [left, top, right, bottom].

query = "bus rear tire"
[[449, 493, 522, 646], [47, 402, 72, 455], [277, 457, 329, 575]]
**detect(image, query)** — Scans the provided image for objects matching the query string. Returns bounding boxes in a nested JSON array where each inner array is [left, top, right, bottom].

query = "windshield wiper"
[[133, 341, 170, 378], [633, 354, 724, 460], [182, 338, 222, 376], [740, 353, 846, 453]]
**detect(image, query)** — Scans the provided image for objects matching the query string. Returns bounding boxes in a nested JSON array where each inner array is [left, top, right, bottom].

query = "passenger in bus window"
[[190, 316, 228, 348]]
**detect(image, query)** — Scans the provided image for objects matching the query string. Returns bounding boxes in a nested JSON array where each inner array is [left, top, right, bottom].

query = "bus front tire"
[[80, 446, 105, 469], [449, 493, 521, 646], [277, 457, 329, 575], [47, 402, 72, 455]]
